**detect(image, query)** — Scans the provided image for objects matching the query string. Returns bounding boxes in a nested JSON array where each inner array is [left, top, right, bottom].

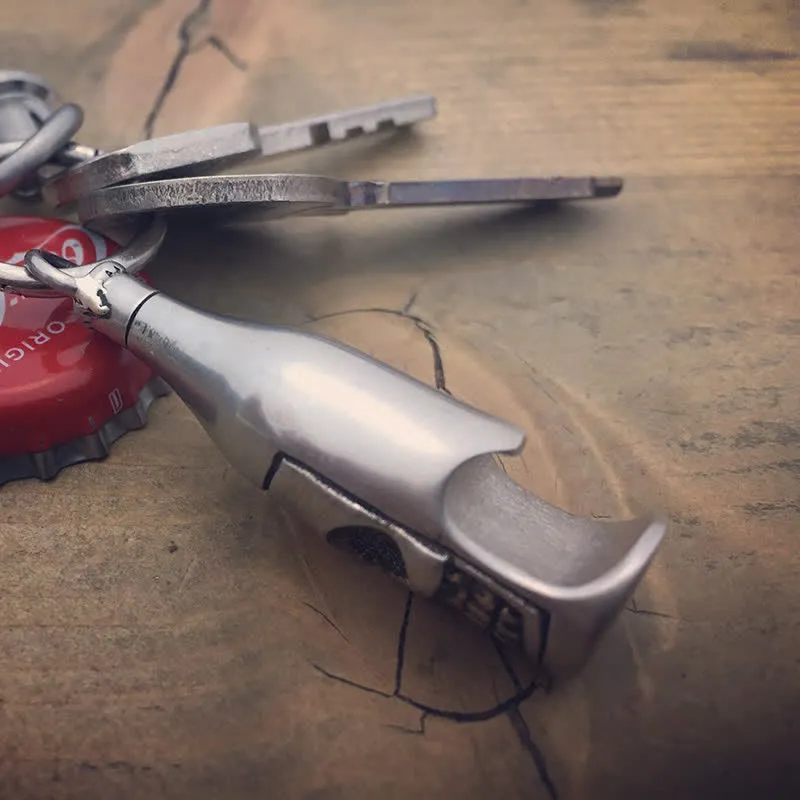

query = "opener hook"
[[24, 249, 117, 317]]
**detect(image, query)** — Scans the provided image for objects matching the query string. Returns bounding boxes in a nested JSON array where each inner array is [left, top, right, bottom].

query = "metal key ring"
[[0, 103, 84, 198], [0, 213, 167, 295]]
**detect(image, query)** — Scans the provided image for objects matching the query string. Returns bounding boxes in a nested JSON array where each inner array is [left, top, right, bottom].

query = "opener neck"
[[88, 271, 160, 347]]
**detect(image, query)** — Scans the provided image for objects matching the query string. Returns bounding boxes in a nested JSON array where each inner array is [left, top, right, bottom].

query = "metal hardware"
[[0, 103, 83, 198], [23, 248, 122, 316], [22, 250, 667, 677], [0, 71, 89, 199], [0, 215, 166, 294], [0, 140, 99, 166], [74, 173, 623, 225], [0, 71, 58, 143], [38, 89, 625, 229], [45, 95, 437, 208], [5, 73, 662, 677]]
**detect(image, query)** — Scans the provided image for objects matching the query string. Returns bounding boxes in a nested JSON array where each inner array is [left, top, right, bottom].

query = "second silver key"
[[75, 173, 623, 225]]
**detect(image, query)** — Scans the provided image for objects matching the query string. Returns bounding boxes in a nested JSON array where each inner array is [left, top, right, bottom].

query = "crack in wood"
[[143, 0, 247, 139], [307, 298, 450, 393], [493, 639, 559, 800], [302, 601, 349, 642], [626, 596, 673, 619]]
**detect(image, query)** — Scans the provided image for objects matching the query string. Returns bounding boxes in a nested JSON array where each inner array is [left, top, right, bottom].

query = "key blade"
[[74, 174, 622, 225], [347, 176, 623, 208], [258, 95, 436, 157]]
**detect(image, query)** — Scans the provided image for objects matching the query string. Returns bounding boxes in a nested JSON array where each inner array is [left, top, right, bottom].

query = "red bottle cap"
[[0, 216, 168, 485]]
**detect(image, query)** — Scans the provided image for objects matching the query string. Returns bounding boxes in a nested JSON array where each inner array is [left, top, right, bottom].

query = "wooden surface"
[[0, 1, 799, 798]]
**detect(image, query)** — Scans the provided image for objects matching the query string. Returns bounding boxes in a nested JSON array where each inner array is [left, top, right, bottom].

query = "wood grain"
[[0, 0, 798, 797]]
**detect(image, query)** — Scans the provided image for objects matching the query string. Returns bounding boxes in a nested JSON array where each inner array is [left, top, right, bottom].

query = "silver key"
[[45, 95, 436, 208], [75, 173, 623, 224]]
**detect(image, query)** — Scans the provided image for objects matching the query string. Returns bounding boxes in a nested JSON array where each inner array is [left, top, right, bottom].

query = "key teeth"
[[0, 378, 170, 487], [344, 118, 402, 138]]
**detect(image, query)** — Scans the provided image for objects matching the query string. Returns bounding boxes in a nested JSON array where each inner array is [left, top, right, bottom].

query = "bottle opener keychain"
[[0, 70, 667, 679]]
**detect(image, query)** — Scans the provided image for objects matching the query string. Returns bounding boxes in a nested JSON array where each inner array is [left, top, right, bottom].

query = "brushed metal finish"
[[75, 173, 623, 224], [77, 174, 350, 225], [22, 254, 666, 677], [118, 286, 528, 538], [272, 458, 451, 599], [272, 457, 546, 661]]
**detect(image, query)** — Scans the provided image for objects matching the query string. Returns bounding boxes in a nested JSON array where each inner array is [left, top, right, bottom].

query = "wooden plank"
[[0, 0, 798, 797]]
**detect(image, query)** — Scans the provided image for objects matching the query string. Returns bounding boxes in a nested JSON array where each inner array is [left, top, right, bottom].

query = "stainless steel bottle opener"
[[0, 70, 666, 678], [21, 249, 667, 678]]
